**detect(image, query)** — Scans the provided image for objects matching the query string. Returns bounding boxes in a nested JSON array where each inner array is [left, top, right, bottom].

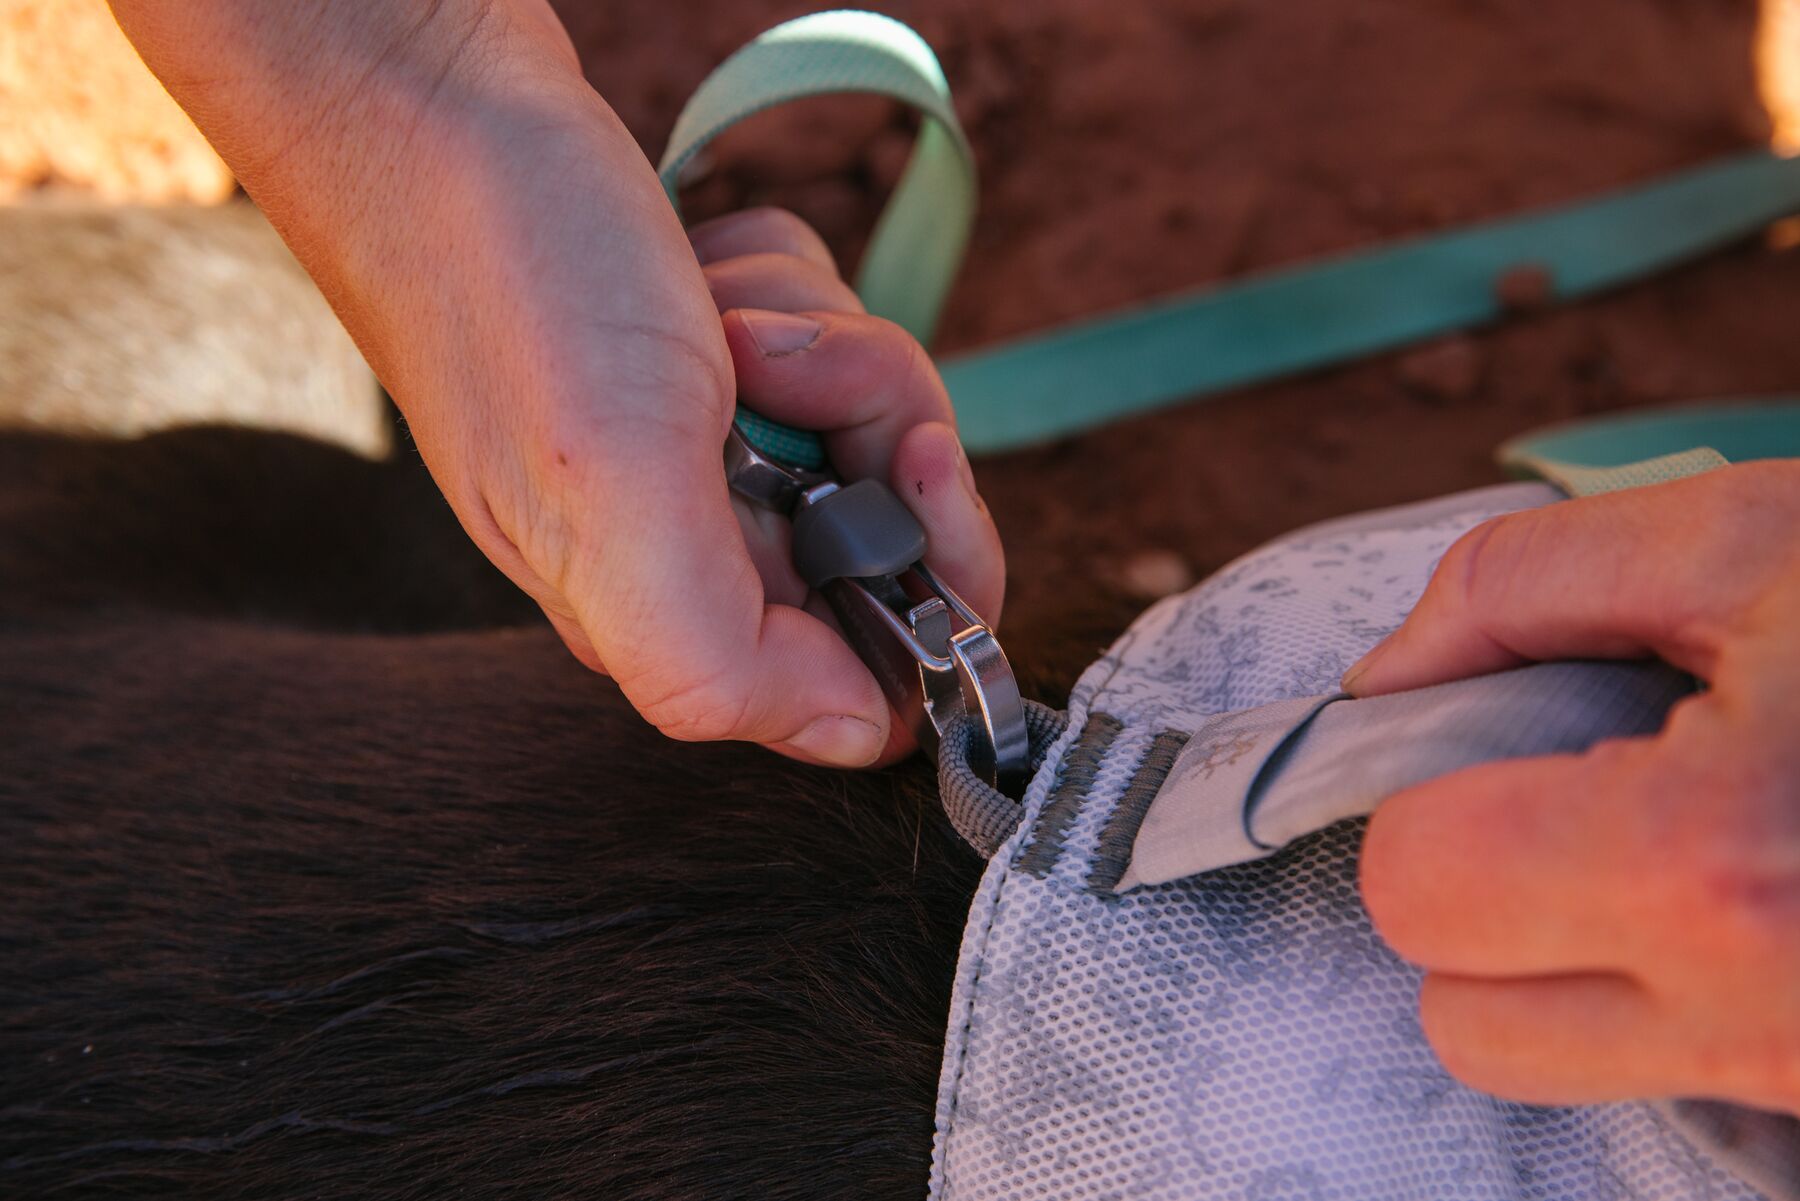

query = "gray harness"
[[930, 475, 1800, 1201]]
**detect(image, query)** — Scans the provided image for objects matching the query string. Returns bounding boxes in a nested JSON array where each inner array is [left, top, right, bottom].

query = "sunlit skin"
[[1350, 462, 1800, 1115], [105, 0, 1003, 771], [109, 0, 1795, 1117]]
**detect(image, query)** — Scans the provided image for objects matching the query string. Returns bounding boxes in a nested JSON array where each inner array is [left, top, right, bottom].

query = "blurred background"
[[5, 0, 1800, 633]]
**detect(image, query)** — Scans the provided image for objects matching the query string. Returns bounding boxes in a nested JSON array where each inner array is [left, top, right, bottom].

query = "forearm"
[[103, 1, 652, 402]]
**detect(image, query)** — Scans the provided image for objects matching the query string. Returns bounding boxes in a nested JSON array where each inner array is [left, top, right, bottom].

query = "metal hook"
[[724, 423, 1031, 794]]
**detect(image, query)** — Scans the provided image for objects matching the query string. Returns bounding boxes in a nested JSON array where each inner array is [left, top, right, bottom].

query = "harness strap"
[[1502, 397, 1800, 494]]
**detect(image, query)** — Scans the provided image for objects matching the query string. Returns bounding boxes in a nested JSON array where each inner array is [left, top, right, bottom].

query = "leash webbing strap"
[[663, 11, 1800, 465], [658, 10, 975, 469], [939, 152, 1800, 451]]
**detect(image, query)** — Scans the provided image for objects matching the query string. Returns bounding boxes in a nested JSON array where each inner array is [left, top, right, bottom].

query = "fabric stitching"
[[1016, 713, 1124, 877], [1086, 729, 1190, 895]]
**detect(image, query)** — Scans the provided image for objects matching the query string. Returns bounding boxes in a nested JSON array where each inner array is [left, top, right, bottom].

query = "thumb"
[[561, 434, 891, 767], [1342, 467, 1787, 697]]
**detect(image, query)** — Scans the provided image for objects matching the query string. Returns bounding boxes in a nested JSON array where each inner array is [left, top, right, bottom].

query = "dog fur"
[[0, 418, 1135, 1199]]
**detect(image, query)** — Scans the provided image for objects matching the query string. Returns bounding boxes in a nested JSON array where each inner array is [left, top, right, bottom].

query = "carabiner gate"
[[725, 425, 1031, 795]]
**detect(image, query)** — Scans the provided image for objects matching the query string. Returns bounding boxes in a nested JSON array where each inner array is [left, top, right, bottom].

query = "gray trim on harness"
[[938, 701, 1068, 858], [1017, 712, 1123, 876], [1085, 729, 1190, 893]]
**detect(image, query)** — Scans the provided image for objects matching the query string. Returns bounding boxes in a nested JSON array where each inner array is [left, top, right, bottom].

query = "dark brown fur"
[[0, 425, 1119, 1200]]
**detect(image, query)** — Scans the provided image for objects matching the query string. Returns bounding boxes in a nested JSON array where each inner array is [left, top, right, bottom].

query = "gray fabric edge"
[[928, 683, 1097, 1198], [1016, 712, 1124, 876], [1113, 695, 1336, 892], [1247, 659, 1693, 853], [1086, 729, 1190, 894], [1112, 660, 1693, 894], [1275, 479, 1563, 544], [938, 700, 1070, 858]]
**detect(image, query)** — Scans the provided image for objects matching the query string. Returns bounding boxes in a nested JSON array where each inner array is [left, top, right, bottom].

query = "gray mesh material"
[[928, 480, 1788, 1200]]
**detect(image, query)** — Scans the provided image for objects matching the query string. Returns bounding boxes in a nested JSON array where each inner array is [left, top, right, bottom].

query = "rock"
[[1395, 335, 1484, 402], [1117, 549, 1194, 600], [1494, 262, 1556, 314], [0, 198, 385, 457], [0, 0, 233, 203]]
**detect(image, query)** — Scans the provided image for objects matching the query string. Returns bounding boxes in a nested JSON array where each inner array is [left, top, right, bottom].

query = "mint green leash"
[[661, 10, 1800, 472], [941, 154, 1800, 452], [659, 10, 973, 470]]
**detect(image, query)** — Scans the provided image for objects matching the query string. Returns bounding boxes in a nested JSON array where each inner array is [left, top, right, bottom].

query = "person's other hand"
[[109, 0, 1001, 767], [1347, 461, 1800, 1114]]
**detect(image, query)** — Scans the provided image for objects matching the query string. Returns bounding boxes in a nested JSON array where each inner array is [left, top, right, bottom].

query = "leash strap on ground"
[[663, 10, 1800, 465], [941, 153, 1800, 451]]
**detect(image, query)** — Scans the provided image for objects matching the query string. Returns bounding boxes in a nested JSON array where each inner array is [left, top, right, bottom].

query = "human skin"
[[104, 0, 1003, 769], [1349, 462, 1800, 1115]]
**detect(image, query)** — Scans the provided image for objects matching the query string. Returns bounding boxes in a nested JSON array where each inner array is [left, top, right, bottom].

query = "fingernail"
[[740, 310, 821, 357], [785, 714, 884, 767], [1341, 641, 1389, 693]]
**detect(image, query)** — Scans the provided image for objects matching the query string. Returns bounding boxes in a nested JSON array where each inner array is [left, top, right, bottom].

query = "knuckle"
[[1742, 1030, 1800, 1107], [1686, 852, 1800, 960], [1686, 1026, 1800, 1108], [628, 667, 754, 744], [695, 207, 833, 267], [1669, 461, 1800, 576], [708, 253, 856, 309], [1428, 512, 1519, 621], [852, 316, 946, 412], [1657, 778, 1800, 962], [1723, 458, 1800, 512]]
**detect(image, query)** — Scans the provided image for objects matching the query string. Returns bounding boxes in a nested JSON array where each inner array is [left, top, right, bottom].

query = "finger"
[[732, 498, 806, 608], [1418, 970, 1673, 1105], [725, 308, 956, 486], [1360, 743, 1654, 977], [1342, 465, 1797, 697], [554, 431, 891, 767], [788, 591, 922, 769], [892, 421, 1006, 628], [688, 206, 838, 273], [704, 253, 863, 316]]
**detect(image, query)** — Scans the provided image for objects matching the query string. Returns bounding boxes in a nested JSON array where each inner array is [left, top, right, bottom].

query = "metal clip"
[[833, 562, 1030, 795], [724, 424, 1030, 795]]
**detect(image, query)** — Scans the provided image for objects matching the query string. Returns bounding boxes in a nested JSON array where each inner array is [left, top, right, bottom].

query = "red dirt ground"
[[554, 0, 1799, 688]]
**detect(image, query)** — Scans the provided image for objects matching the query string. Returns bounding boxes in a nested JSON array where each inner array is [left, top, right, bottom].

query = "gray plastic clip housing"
[[791, 479, 928, 588]]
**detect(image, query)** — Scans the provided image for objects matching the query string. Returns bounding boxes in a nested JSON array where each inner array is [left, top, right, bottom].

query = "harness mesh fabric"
[[928, 479, 1791, 1201]]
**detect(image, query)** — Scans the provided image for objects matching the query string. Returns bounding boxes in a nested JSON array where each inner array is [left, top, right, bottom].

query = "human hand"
[[109, 0, 1002, 767], [1347, 461, 1800, 1114], [687, 204, 1007, 764]]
